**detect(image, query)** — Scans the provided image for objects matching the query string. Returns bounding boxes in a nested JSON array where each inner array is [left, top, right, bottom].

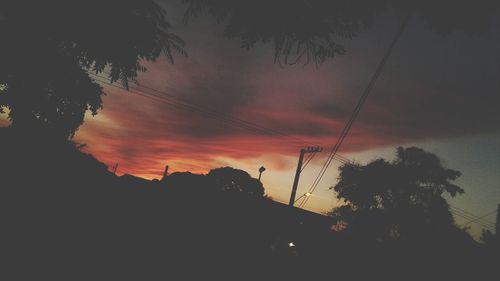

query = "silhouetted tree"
[[330, 147, 464, 243], [207, 167, 265, 198], [481, 229, 499, 252], [0, 0, 185, 139], [182, 0, 381, 65], [181, 0, 498, 65]]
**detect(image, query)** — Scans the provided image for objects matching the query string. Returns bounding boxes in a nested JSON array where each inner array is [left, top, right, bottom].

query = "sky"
[[3, 1, 498, 238]]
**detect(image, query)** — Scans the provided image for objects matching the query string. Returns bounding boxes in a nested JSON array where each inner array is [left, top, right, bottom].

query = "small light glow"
[[288, 242, 295, 247]]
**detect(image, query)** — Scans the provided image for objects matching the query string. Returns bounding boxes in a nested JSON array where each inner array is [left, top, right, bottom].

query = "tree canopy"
[[207, 167, 265, 198], [330, 147, 464, 243], [0, 0, 185, 139], [182, 0, 498, 65]]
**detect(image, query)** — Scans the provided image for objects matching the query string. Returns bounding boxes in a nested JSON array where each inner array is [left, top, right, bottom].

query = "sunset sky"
[[3, 1, 498, 238]]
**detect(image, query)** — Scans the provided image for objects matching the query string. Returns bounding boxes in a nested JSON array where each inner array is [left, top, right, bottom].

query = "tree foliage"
[[182, 0, 498, 65], [207, 167, 265, 198], [480, 229, 499, 251], [330, 147, 464, 243], [0, 0, 185, 139], [182, 0, 381, 66]]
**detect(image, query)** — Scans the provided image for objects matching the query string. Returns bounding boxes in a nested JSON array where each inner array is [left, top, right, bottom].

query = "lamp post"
[[258, 166, 266, 181]]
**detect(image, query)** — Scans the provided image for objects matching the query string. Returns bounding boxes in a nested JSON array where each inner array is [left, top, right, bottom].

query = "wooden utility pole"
[[112, 163, 119, 175], [289, 146, 322, 206], [161, 165, 169, 182]]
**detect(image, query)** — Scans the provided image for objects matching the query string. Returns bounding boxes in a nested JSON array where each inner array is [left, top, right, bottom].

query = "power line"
[[451, 205, 496, 225], [88, 71, 352, 166], [90, 72, 308, 144], [294, 194, 308, 205], [463, 209, 497, 226], [90, 73, 289, 139], [300, 14, 411, 209], [451, 210, 495, 230], [96, 71, 303, 138], [452, 211, 494, 231], [301, 151, 318, 172], [450, 206, 496, 229]]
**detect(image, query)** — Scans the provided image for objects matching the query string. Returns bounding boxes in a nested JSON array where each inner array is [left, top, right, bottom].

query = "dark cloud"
[[311, 15, 500, 146]]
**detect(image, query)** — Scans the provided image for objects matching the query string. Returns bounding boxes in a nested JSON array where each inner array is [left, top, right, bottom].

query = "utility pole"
[[289, 146, 322, 206], [112, 163, 119, 175], [161, 165, 169, 182]]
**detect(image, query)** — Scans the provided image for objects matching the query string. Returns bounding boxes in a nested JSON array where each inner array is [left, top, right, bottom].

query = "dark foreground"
[[1, 128, 497, 280]]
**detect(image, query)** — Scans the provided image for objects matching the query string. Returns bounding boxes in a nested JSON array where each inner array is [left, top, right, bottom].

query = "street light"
[[258, 166, 266, 181], [294, 192, 313, 204]]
